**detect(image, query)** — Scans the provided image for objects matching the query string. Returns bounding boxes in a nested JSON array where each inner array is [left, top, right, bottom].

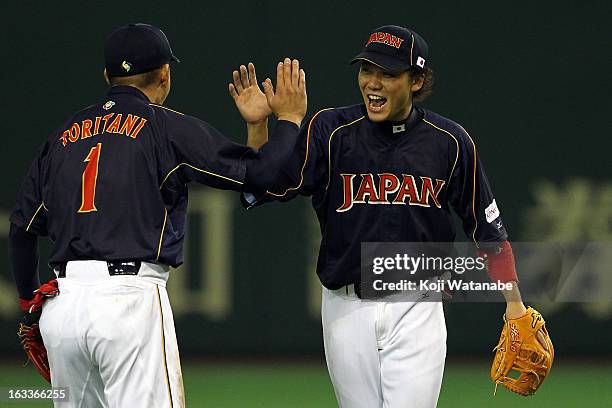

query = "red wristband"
[[18, 279, 59, 313], [477, 241, 519, 283]]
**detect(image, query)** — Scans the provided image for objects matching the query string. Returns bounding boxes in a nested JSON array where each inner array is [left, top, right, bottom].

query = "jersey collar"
[[107, 85, 151, 102], [363, 105, 423, 139]]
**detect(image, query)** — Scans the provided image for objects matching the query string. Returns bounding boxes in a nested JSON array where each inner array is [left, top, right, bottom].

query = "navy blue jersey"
[[11, 85, 296, 267], [244, 104, 507, 289]]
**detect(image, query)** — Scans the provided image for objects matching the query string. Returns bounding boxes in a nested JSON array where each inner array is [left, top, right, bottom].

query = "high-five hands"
[[229, 63, 271, 125], [229, 58, 307, 127], [262, 58, 307, 127]]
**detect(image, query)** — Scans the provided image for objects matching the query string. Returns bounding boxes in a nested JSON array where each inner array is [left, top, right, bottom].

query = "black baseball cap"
[[104, 23, 180, 77], [350, 25, 428, 72]]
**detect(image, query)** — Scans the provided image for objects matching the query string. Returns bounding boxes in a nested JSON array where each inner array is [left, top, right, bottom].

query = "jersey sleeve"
[[161, 113, 251, 192], [242, 111, 327, 208], [10, 141, 50, 236], [447, 127, 508, 244]]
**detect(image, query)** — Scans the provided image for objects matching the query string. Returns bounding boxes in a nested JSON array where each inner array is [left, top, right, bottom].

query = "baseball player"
[[9, 23, 306, 407], [237, 25, 551, 407]]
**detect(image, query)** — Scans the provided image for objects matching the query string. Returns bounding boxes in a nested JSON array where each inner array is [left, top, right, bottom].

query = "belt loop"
[[53, 264, 66, 278], [354, 282, 362, 299]]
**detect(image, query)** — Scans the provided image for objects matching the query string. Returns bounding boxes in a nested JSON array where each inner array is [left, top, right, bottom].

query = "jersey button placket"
[[388, 148, 402, 241]]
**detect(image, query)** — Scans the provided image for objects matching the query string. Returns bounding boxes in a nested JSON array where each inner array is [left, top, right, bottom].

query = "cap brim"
[[349, 51, 410, 73], [171, 54, 180, 63]]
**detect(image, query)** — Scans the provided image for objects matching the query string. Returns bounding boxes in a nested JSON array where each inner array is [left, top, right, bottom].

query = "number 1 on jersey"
[[78, 143, 102, 213]]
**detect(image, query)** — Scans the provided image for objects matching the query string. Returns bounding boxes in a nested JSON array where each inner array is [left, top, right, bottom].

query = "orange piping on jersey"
[[26, 202, 47, 232], [149, 104, 185, 116], [155, 285, 174, 407], [160, 163, 243, 190], [265, 108, 334, 198], [325, 116, 366, 190], [156, 208, 168, 261], [422, 119, 460, 186]]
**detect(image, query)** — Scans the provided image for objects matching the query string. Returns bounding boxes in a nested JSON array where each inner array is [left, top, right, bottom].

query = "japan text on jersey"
[[244, 105, 507, 289]]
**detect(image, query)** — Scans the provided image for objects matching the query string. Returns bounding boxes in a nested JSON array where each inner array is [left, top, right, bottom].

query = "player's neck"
[[122, 85, 165, 105], [136, 86, 159, 104], [388, 104, 414, 123]]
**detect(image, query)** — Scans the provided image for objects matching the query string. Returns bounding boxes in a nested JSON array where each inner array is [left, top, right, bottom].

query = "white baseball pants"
[[322, 286, 446, 408], [39, 261, 185, 408]]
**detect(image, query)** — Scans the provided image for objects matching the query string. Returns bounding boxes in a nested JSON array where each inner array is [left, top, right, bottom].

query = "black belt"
[[54, 261, 142, 278]]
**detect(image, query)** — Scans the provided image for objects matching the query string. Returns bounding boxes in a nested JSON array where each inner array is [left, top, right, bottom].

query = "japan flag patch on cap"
[[416, 56, 425, 68]]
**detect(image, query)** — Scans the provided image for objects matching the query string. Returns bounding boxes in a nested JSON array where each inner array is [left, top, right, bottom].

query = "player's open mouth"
[[367, 94, 387, 112]]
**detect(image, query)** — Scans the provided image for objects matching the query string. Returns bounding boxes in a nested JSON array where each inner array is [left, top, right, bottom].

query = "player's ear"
[[103, 69, 110, 85], [159, 64, 170, 86], [410, 73, 425, 92]]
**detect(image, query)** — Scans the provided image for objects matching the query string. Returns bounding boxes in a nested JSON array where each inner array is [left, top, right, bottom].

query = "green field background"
[[1, 360, 611, 407]]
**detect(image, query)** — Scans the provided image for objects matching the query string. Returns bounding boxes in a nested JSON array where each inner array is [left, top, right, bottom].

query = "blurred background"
[[1, 0, 610, 406]]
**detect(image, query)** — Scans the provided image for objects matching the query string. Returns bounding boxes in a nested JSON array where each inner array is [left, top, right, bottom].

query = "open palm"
[[229, 63, 272, 124]]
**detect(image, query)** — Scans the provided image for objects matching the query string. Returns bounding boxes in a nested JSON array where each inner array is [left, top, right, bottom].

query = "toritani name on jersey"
[[11, 85, 299, 268]]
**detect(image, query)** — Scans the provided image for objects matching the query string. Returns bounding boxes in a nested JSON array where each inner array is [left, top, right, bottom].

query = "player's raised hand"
[[262, 58, 307, 127], [229, 62, 272, 124]]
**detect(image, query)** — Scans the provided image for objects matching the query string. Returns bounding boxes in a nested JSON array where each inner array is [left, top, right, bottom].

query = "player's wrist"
[[246, 117, 269, 126], [505, 301, 527, 319], [276, 114, 302, 127], [500, 280, 522, 301], [500, 280, 527, 319]]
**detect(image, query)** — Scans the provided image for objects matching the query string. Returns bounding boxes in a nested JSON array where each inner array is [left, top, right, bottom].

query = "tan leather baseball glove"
[[491, 306, 554, 396]]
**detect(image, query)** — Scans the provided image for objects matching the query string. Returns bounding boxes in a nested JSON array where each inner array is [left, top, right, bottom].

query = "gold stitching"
[[156, 208, 168, 261], [26, 203, 45, 232], [160, 163, 243, 190], [422, 119, 460, 187], [149, 104, 185, 116], [326, 116, 366, 190], [156, 285, 174, 407], [265, 108, 334, 197]]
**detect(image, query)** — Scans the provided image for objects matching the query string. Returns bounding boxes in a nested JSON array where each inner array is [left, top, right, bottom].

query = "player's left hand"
[[18, 310, 51, 383], [491, 306, 554, 396], [17, 279, 59, 384], [229, 62, 272, 125]]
